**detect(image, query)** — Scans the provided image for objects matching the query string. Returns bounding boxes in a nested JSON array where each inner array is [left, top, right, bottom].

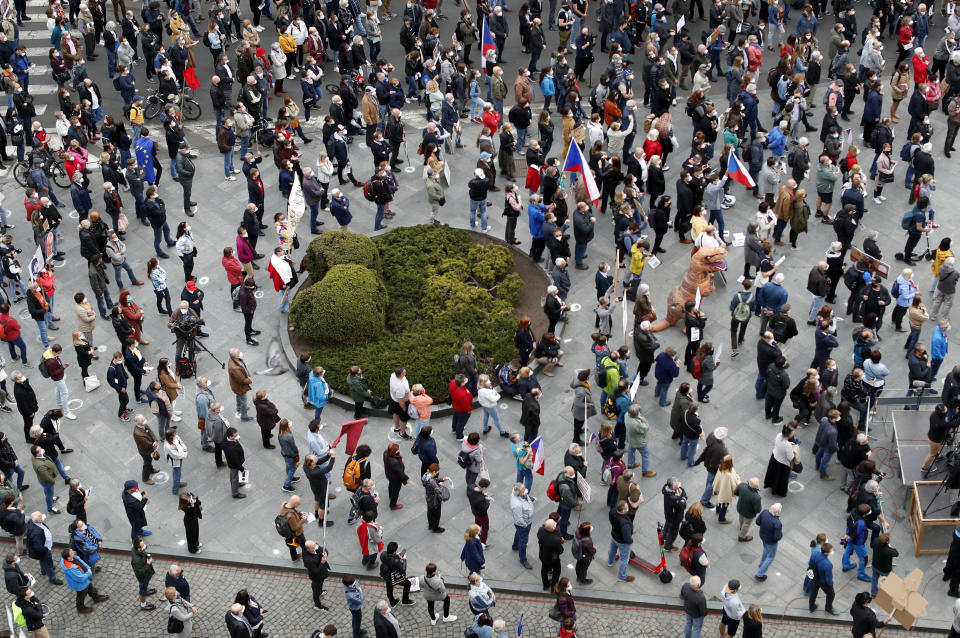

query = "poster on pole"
[[27, 244, 44, 281], [286, 173, 305, 230], [576, 472, 591, 504], [694, 287, 702, 310]]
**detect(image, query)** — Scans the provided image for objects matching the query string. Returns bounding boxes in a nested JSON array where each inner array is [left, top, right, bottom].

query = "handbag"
[[239, 469, 250, 485], [117, 212, 129, 232], [152, 450, 160, 460], [83, 374, 101, 392], [548, 601, 563, 621], [292, 234, 300, 249]]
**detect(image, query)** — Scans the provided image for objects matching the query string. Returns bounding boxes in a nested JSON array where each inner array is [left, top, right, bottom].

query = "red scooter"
[[628, 522, 673, 583]]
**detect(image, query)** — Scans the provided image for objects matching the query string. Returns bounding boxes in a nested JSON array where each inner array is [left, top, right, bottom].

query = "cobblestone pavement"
[[1, 0, 960, 632], [11, 552, 947, 637]]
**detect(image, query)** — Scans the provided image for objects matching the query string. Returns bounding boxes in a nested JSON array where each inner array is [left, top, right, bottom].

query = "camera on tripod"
[[171, 316, 204, 336]]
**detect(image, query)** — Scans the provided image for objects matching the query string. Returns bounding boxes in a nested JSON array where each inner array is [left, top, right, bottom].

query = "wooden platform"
[[909, 481, 960, 555]]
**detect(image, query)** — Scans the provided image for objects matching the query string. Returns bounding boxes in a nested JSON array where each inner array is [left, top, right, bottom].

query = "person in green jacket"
[[346, 366, 373, 421], [130, 536, 157, 611], [815, 156, 841, 222], [426, 169, 445, 225], [624, 404, 655, 477], [30, 447, 59, 514], [599, 353, 620, 404], [789, 189, 811, 249]]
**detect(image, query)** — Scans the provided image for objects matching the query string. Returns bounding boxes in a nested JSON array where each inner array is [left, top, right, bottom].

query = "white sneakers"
[[65, 412, 77, 420]]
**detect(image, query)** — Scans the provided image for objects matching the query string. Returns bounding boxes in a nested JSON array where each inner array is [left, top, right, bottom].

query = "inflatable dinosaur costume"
[[649, 244, 728, 332]]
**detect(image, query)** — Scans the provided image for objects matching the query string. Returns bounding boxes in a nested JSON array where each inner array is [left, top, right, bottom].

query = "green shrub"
[[297, 225, 524, 398], [290, 264, 386, 344], [304, 231, 379, 282]]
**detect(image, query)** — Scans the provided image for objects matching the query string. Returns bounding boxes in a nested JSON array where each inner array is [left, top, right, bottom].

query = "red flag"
[[331, 419, 368, 456], [525, 164, 542, 192]]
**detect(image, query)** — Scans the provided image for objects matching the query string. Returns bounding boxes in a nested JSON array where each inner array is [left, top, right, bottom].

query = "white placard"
[[714, 344, 722, 363], [694, 287, 702, 310], [676, 15, 686, 31], [576, 472, 591, 504], [774, 256, 786, 267], [646, 256, 662, 269]]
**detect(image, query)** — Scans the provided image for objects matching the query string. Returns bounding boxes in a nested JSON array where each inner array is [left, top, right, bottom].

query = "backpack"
[[601, 458, 614, 484], [679, 543, 696, 570], [899, 141, 914, 162], [38, 358, 50, 379], [273, 513, 292, 538], [457, 449, 470, 468], [0, 317, 9, 341], [571, 535, 583, 560], [10, 602, 25, 628], [769, 315, 788, 343], [901, 210, 918, 231], [546, 478, 561, 501], [601, 395, 618, 419], [343, 457, 364, 491], [24, 169, 37, 190], [691, 356, 703, 379], [823, 82, 842, 109], [843, 266, 861, 291], [362, 180, 376, 201], [407, 402, 419, 420], [733, 292, 753, 322], [678, 518, 694, 541], [892, 279, 901, 298]]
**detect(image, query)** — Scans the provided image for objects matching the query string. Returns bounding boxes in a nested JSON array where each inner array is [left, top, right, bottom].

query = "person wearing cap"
[[468, 168, 491, 232], [173, 143, 196, 216], [330, 189, 352, 231], [753, 503, 783, 581], [719, 579, 746, 638], [121, 480, 151, 540]]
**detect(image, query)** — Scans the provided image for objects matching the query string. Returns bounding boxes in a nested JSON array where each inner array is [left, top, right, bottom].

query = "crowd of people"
[[2, 0, 960, 631]]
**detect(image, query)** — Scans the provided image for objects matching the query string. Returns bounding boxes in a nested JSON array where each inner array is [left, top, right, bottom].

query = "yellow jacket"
[[128, 104, 144, 126], [629, 242, 647, 275], [278, 33, 297, 54], [932, 248, 953, 277]]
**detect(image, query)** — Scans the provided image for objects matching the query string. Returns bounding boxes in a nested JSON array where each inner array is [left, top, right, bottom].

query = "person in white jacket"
[[719, 578, 747, 638], [164, 427, 188, 495], [477, 374, 507, 437]]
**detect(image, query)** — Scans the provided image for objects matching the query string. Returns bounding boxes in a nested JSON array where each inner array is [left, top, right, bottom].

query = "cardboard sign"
[[874, 569, 928, 629], [850, 246, 890, 279]]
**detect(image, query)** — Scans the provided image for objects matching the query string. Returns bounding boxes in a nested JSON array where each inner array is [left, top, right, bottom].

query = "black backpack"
[[457, 450, 470, 468], [843, 266, 861, 291]]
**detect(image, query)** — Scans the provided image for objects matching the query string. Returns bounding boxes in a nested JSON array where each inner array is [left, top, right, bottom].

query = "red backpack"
[[691, 356, 703, 380], [679, 544, 696, 571]]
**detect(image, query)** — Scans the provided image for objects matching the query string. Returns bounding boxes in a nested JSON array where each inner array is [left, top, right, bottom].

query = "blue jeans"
[[815, 448, 834, 478], [684, 614, 705, 638], [223, 151, 235, 177], [608, 539, 632, 580], [114, 261, 138, 289], [513, 524, 531, 562], [38, 552, 55, 582], [309, 201, 320, 231], [7, 279, 25, 301], [279, 289, 292, 312], [169, 157, 178, 180], [41, 481, 55, 510], [700, 472, 715, 504], [482, 406, 504, 433], [54, 378, 69, 413], [575, 240, 587, 267], [413, 418, 429, 439], [755, 373, 767, 399], [283, 455, 297, 489], [7, 335, 26, 363], [52, 457, 69, 481], [680, 435, 699, 466], [313, 404, 325, 422], [708, 209, 725, 241], [8, 464, 23, 489], [35, 319, 49, 347], [842, 542, 869, 578], [627, 445, 650, 472], [214, 108, 224, 132], [871, 566, 889, 597], [375, 202, 386, 230], [905, 327, 921, 354], [654, 380, 672, 406], [516, 467, 533, 491], [153, 222, 174, 255], [516, 127, 527, 150], [469, 200, 488, 230], [756, 541, 778, 577], [470, 97, 485, 119], [809, 296, 826, 322], [171, 465, 182, 493], [239, 135, 249, 160], [95, 290, 115, 318], [106, 48, 117, 77]]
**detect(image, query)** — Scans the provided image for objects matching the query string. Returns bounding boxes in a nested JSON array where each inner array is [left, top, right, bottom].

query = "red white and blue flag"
[[481, 17, 496, 69], [529, 436, 545, 475], [562, 141, 600, 207], [726, 150, 756, 188]]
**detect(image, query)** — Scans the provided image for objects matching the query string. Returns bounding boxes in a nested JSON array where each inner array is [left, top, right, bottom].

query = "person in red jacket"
[[221, 246, 245, 310], [357, 510, 383, 570], [449, 374, 473, 440], [0, 303, 28, 366]]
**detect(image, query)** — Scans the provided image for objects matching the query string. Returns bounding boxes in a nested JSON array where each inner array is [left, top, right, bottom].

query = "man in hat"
[[174, 143, 197, 216]]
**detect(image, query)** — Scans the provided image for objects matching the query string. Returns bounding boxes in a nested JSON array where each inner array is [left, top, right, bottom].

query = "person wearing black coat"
[[572, 202, 595, 270], [121, 480, 149, 540], [661, 478, 688, 551], [3, 555, 27, 595], [304, 452, 335, 527], [764, 358, 791, 423], [0, 497, 26, 556], [520, 389, 542, 442], [675, 174, 695, 241], [850, 592, 885, 638], [544, 289, 565, 333], [223, 430, 246, 499], [383, 445, 408, 510], [537, 520, 564, 590], [15, 590, 47, 633], [302, 541, 330, 610], [647, 163, 666, 204], [379, 542, 413, 606], [0, 432, 25, 490], [13, 375, 37, 444], [649, 195, 671, 254]]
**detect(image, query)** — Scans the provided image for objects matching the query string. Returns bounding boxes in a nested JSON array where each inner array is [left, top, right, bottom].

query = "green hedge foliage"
[[304, 231, 380, 282], [295, 225, 522, 398], [290, 264, 386, 344]]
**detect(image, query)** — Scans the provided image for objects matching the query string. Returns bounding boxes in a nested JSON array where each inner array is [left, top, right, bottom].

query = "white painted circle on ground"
[[272, 548, 281, 555], [198, 276, 209, 285], [500, 403, 509, 409], [787, 480, 804, 492], [254, 290, 264, 299], [177, 539, 186, 546], [67, 399, 83, 410], [62, 466, 70, 472], [569, 304, 581, 312], [97, 345, 107, 352], [68, 210, 79, 219], [358, 142, 367, 149], [403, 166, 415, 173], [335, 486, 342, 492], [151, 471, 169, 484], [563, 338, 572, 343], [566, 563, 575, 569]]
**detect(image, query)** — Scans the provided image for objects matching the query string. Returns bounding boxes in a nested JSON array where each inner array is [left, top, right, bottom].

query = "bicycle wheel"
[[50, 162, 70, 189], [143, 99, 162, 120], [182, 99, 201, 121], [13, 162, 28, 188], [325, 83, 339, 95]]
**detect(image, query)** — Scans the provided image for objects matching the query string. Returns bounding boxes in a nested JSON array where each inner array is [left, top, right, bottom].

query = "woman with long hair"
[[147, 257, 171, 315]]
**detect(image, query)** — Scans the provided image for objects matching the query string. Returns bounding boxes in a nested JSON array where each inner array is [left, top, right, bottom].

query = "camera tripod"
[[924, 471, 960, 518], [173, 334, 225, 377]]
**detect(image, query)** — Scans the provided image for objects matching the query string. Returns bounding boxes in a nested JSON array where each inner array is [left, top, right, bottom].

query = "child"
[[591, 333, 610, 368], [595, 298, 617, 337], [558, 616, 577, 638]]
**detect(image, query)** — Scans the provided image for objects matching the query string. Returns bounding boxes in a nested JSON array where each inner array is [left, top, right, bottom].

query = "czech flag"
[[726, 150, 756, 188], [562, 141, 601, 207], [530, 436, 545, 475], [481, 17, 496, 67]]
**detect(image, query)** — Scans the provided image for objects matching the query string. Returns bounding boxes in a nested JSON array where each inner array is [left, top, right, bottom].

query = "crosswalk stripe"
[[17, 30, 49, 40], [26, 85, 56, 95], [25, 47, 48, 57]]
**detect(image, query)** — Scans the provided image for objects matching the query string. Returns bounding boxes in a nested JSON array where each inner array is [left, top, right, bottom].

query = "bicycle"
[[143, 87, 202, 121], [14, 149, 69, 189]]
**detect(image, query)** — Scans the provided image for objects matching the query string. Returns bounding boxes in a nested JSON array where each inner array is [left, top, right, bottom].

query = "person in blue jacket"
[[754, 503, 783, 580], [739, 86, 760, 139], [653, 347, 680, 407], [134, 130, 157, 185], [528, 196, 547, 263], [808, 542, 841, 614], [861, 84, 883, 143], [931, 324, 948, 382], [69, 173, 92, 220], [754, 273, 789, 335], [59, 547, 107, 611], [460, 524, 486, 573], [69, 519, 103, 570], [841, 503, 873, 581], [307, 366, 331, 422], [767, 122, 787, 165], [343, 576, 365, 638]]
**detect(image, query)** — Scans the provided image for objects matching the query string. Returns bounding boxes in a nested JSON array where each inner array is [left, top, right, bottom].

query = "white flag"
[[286, 173, 306, 230]]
